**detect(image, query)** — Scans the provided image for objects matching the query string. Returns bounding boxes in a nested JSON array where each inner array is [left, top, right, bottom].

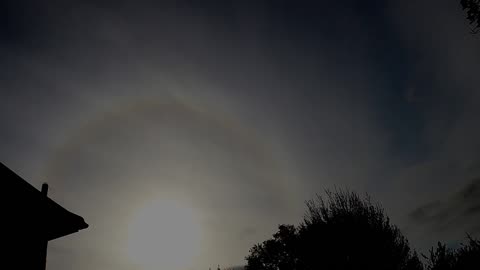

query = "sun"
[[126, 198, 203, 270]]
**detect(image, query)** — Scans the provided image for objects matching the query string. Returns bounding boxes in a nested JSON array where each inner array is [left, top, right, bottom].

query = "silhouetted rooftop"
[[1, 162, 88, 241]]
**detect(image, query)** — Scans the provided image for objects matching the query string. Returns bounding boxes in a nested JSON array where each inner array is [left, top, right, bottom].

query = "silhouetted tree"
[[245, 189, 423, 270], [455, 236, 480, 269], [424, 242, 456, 270], [460, 0, 480, 33], [246, 225, 301, 270], [425, 236, 480, 270]]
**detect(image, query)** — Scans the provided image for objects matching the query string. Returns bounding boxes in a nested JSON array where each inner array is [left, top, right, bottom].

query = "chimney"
[[41, 183, 49, 196]]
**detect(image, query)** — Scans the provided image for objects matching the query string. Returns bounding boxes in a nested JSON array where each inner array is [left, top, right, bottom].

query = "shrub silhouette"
[[425, 236, 480, 270], [246, 224, 302, 270], [460, 0, 480, 33], [245, 189, 423, 270]]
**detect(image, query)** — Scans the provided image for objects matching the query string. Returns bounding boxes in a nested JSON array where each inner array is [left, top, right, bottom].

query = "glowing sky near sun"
[[126, 198, 204, 270]]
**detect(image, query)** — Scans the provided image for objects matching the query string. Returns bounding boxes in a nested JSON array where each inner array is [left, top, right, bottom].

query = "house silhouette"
[[1, 162, 88, 270]]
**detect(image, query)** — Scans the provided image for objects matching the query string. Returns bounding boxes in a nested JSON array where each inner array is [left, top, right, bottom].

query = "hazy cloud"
[[410, 177, 480, 238]]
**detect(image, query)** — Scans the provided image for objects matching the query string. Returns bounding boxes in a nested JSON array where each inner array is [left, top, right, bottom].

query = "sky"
[[1, 0, 480, 269]]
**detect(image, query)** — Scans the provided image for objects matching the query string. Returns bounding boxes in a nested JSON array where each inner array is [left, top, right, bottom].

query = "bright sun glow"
[[126, 199, 203, 270]]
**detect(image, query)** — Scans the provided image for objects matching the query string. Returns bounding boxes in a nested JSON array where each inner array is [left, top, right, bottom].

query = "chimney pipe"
[[41, 183, 49, 196]]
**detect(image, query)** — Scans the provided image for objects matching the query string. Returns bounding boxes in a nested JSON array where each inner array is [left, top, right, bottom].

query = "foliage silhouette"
[[460, 0, 480, 33], [246, 224, 302, 270], [424, 235, 480, 270], [245, 189, 423, 270]]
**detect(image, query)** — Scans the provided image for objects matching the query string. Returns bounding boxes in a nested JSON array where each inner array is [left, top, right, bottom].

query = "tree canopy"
[[245, 190, 423, 270], [424, 236, 480, 270], [245, 189, 480, 270]]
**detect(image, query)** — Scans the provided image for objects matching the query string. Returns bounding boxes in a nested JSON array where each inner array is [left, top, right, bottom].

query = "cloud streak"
[[409, 177, 480, 241]]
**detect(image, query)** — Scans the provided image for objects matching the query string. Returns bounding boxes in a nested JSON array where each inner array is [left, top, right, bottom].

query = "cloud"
[[239, 227, 257, 238], [409, 177, 480, 237]]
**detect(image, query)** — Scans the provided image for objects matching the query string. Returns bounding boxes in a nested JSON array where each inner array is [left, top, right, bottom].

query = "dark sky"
[[1, 1, 480, 270]]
